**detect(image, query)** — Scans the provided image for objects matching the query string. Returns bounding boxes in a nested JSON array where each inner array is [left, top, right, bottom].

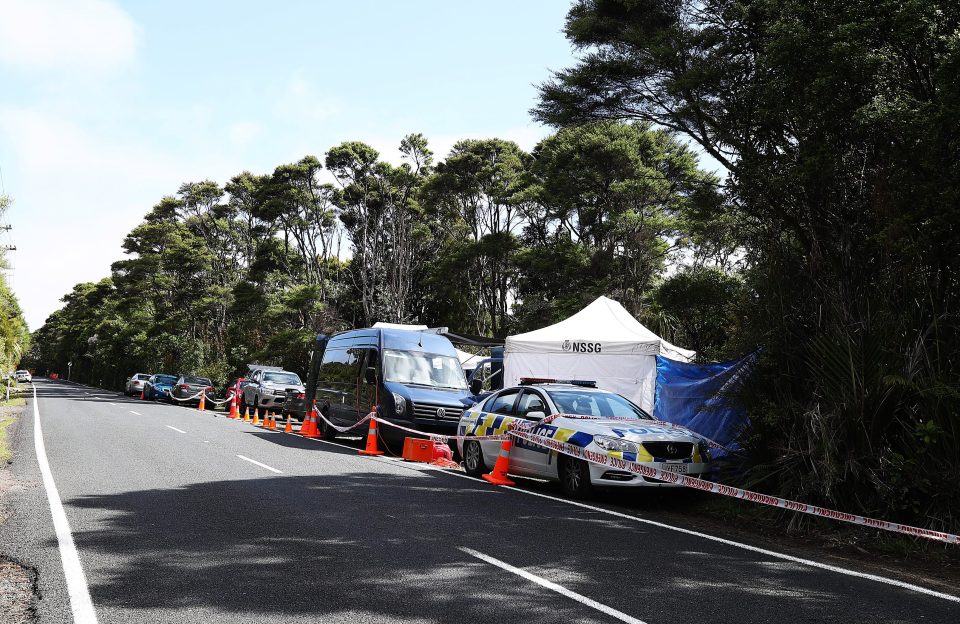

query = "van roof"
[[328, 327, 458, 356]]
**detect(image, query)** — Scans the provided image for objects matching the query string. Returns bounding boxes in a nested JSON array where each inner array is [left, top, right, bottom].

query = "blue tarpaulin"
[[654, 353, 756, 459]]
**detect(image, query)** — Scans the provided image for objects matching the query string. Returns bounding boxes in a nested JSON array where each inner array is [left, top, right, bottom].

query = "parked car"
[[171, 375, 215, 407], [457, 380, 711, 498], [15, 369, 32, 383], [144, 374, 178, 401], [125, 373, 152, 395], [240, 366, 305, 417], [305, 328, 482, 446]]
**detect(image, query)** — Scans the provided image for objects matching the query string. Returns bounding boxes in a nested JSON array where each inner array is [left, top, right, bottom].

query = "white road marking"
[[498, 485, 960, 604], [236, 454, 283, 474], [165, 425, 187, 434], [129, 410, 141, 415], [32, 386, 99, 623], [460, 547, 648, 624], [267, 415, 959, 602], [108, 402, 116, 406]]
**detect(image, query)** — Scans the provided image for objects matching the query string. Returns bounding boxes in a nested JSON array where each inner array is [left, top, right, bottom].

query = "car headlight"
[[593, 436, 639, 454], [392, 392, 406, 416]]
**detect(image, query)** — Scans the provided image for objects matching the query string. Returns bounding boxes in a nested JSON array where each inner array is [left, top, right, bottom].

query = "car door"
[[510, 389, 553, 475], [476, 389, 522, 472]]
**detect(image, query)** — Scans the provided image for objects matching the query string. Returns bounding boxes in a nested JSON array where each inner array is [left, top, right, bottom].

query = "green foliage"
[[538, 0, 960, 530]]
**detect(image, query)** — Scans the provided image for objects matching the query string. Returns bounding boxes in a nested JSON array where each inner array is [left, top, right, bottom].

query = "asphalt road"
[[1, 378, 958, 623]]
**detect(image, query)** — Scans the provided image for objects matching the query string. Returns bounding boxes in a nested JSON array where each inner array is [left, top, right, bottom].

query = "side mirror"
[[364, 366, 377, 385], [470, 378, 483, 395], [525, 411, 546, 421]]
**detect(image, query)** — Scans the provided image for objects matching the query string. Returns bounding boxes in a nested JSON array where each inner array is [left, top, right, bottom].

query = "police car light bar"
[[519, 377, 597, 388]]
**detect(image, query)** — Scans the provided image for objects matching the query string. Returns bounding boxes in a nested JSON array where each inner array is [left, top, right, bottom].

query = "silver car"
[[241, 367, 305, 413], [125, 373, 152, 396]]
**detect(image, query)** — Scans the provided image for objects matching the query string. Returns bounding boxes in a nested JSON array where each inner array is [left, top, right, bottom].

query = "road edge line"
[[32, 384, 99, 623]]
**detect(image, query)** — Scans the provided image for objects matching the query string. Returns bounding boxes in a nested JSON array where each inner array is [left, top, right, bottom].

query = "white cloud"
[[0, 0, 140, 72], [228, 121, 261, 147], [273, 72, 339, 122], [0, 108, 240, 329]]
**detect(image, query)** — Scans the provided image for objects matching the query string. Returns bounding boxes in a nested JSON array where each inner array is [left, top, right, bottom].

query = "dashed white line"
[[32, 386, 99, 623], [460, 547, 648, 624], [236, 454, 283, 474], [165, 425, 187, 434], [129, 410, 141, 416]]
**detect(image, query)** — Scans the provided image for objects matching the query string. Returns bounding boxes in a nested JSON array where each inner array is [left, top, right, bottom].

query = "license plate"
[[660, 463, 688, 474]]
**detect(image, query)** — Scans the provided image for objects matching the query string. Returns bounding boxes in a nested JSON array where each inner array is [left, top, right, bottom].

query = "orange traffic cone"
[[228, 396, 239, 419], [252, 409, 260, 426], [139, 388, 145, 400], [482, 438, 516, 486], [268, 414, 277, 430], [243, 407, 250, 422], [358, 416, 384, 456], [259, 412, 269, 428], [197, 393, 206, 412], [300, 408, 320, 438], [284, 414, 293, 433]]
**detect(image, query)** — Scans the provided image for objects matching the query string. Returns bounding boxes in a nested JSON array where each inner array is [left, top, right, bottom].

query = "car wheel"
[[559, 456, 594, 499], [463, 440, 486, 477], [318, 411, 337, 441]]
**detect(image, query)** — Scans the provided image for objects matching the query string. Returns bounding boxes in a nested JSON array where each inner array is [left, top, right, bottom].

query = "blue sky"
[[0, 0, 576, 329]]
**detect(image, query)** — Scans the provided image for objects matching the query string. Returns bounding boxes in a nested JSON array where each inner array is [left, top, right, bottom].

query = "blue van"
[[305, 328, 483, 446]]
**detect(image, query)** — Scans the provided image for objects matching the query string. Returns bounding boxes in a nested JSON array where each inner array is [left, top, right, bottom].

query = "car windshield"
[[382, 349, 467, 390], [263, 372, 301, 385], [153, 375, 177, 385], [136, 374, 151, 380], [546, 390, 652, 420], [183, 376, 211, 386]]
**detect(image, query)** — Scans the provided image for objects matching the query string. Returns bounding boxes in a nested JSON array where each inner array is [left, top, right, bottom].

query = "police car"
[[457, 379, 711, 497]]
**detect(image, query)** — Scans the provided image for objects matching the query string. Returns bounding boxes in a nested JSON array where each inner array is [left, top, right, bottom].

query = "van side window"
[[320, 348, 361, 384], [486, 389, 520, 416]]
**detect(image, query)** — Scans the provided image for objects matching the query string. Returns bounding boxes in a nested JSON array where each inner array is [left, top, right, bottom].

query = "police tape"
[[313, 409, 374, 433], [311, 409, 510, 443], [374, 416, 511, 443], [507, 428, 960, 545], [165, 389, 206, 402]]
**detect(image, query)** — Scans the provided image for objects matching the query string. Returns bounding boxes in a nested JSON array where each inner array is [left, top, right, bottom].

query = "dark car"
[[171, 375, 215, 407], [144, 374, 178, 401]]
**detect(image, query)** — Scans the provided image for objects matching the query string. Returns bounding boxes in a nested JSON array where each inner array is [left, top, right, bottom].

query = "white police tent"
[[504, 296, 695, 413]]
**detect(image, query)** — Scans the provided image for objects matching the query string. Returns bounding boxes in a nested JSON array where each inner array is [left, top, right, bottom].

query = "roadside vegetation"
[[25, 1, 959, 538]]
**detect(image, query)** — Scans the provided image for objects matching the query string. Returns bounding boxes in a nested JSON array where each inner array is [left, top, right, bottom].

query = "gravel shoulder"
[[0, 398, 39, 623]]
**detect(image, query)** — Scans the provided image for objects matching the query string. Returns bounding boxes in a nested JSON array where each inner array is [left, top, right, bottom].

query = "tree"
[[424, 139, 530, 336], [536, 0, 960, 525]]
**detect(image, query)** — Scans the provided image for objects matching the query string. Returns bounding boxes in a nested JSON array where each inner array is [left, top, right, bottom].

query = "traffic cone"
[[284, 414, 293, 433], [358, 416, 384, 456], [268, 414, 277, 430], [252, 409, 260, 426], [243, 407, 250, 422], [482, 438, 516, 486], [139, 388, 145, 400], [228, 396, 239, 419], [300, 408, 320, 439], [258, 412, 269, 428], [197, 393, 206, 412]]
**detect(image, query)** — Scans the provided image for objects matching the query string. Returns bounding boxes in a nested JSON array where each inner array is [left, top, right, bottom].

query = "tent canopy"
[[504, 296, 694, 413], [506, 296, 694, 360]]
